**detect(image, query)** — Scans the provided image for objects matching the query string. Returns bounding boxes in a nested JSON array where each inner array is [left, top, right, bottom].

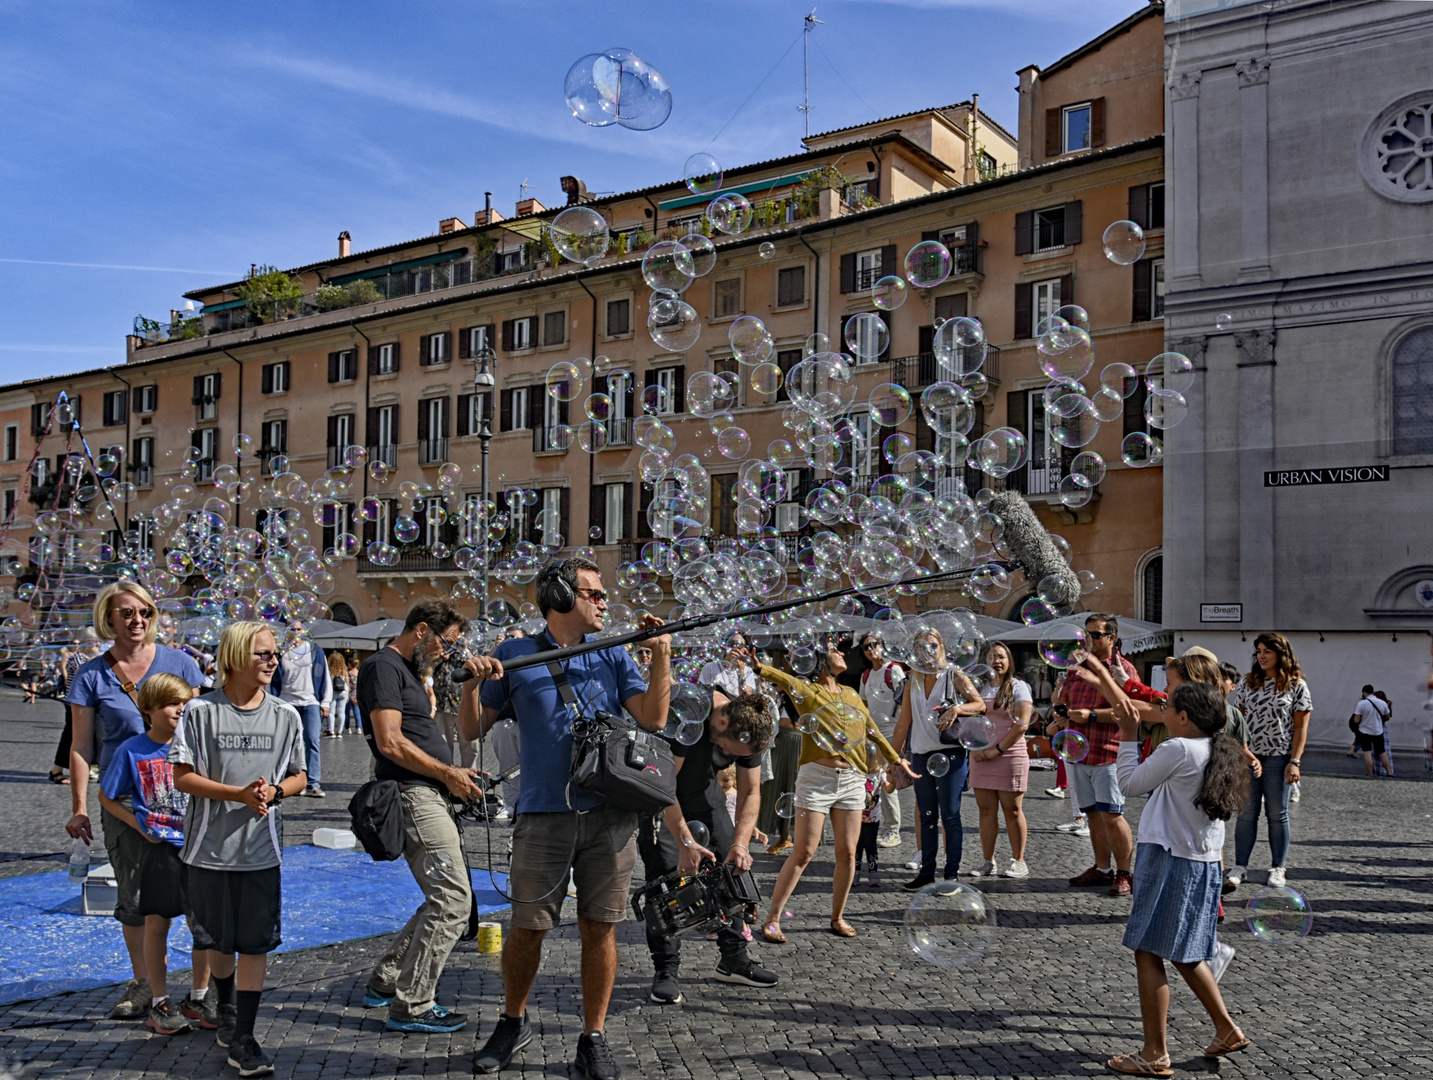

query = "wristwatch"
[[1289, 758, 1301, 767], [270, 783, 286, 804]]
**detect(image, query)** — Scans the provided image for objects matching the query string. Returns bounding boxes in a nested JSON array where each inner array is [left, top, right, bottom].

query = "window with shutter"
[[1148, 183, 1165, 230], [776, 265, 805, 306], [1132, 259, 1153, 322], [606, 299, 631, 337], [500, 388, 513, 432], [879, 245, 897, 280], [1128, 184, 1150, 230], [636, 483, 654, 539], [542, 311, 566, 346], [1034, 206, 1067, 252], [501, 320, 515, 352], [1014, 283, 1033, 340], [262, 364, 274, 395], [839, 252, 856, 294], [1089, 97, 1106, 148], [1014, 211, 1034, 256], [1045, 108, 1061, 158], [1151, 258, 1164, 318], [1123, 377, 1150, 439], [133, 385, 157, 413], [1064, 201, 1083, 246], [775, 349, 801, 402], [1062, 103, 1092, 154], [714, 279, 742, 319], [102, 390, 126, 427]]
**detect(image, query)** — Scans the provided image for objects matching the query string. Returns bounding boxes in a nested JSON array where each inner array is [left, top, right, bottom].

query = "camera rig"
[[631, 861, 763, 942]]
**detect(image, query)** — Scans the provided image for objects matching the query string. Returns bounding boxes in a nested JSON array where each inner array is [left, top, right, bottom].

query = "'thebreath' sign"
[[1264, 465, 1389, 487]]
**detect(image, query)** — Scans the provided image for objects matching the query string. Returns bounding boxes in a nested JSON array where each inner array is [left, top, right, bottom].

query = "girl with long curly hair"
[[1226, 632, 1310, 891]]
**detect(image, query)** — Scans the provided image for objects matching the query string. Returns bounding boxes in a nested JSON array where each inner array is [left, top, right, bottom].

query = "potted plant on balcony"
[[236, 264, 304, 324]]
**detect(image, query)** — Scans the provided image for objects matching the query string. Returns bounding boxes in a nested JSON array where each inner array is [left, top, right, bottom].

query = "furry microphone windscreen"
[[989, 491, 1081, 608]]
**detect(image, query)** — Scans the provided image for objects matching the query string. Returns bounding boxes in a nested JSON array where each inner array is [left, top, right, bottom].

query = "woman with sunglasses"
[[65, 580, 204, 1021]]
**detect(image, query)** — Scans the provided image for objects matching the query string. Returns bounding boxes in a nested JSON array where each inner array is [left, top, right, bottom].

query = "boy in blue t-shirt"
[[100, 672, 213, 1036]]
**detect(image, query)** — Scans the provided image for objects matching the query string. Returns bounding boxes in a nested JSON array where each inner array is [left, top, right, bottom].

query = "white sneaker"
[[1289, 782, 1301, 803], [1073, 821, 1090, 837], [1056, 818, 1086, 833], [905, 858, 922, 871], [1209, 941, 1235, 983], [1004, 859, 1030, 878], [1266, 867, 1287, 887], [970, 859, 998, 877], [1045, 787, 1067, 799], [1225, 866, 1247, 888], [877, 831, 902, 848]]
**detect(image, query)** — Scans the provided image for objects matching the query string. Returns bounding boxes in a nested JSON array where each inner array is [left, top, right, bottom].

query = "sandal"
[[761, 921, 786, 944], [829, 918, 857, 938], [1107, 1050, 1172, 1077], [47, 769, 69, 785], [1203, 1030, 1251, 1057]]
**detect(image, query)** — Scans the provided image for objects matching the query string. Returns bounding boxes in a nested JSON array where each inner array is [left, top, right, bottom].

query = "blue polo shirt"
[[481, 634, 648, 815], [67, 646, 205, 771]]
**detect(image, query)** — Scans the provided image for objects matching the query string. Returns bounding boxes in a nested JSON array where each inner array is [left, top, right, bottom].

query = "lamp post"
[[470, 345, 496, 620]]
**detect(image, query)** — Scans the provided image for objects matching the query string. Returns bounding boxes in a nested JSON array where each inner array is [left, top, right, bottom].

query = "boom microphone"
[[989, 490, 1080, 608]]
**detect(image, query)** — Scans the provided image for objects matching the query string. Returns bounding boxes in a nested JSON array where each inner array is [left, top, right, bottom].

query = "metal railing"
[[607, 418, 632, 446], [532, 426, 569, 453], [356, 551, 456, 574], [886, 346, 1001, 390], [326, 444, 361, 469], [419, 438, 449, 465], [367, 444, 398, 470]]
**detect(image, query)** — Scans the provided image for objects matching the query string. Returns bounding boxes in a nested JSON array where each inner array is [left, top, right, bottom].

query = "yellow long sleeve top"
[[758, 663, 902, 772]]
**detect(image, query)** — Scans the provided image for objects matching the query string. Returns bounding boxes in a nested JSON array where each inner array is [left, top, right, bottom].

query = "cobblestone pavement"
[[3, 692, 1431, 1078]]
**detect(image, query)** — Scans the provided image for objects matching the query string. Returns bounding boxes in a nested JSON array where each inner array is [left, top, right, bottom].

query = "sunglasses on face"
[[253, 651, 280, 663], [116, 607, 155, 622], [1086, 630, 1114, 640], [576, 587, 608, 604]]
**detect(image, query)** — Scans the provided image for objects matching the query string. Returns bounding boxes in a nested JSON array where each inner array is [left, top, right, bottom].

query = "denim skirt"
[[1122, 842, 1221, 963]]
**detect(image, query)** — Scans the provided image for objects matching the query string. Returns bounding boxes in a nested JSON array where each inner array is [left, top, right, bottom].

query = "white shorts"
[[794, 761, 866, 813]]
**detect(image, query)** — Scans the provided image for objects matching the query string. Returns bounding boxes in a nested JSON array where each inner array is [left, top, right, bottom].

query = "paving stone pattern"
[[3, 694, 1431, 1078]]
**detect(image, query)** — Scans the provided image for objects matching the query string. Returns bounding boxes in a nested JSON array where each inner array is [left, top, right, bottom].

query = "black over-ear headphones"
[[537, 559, 577, 614]]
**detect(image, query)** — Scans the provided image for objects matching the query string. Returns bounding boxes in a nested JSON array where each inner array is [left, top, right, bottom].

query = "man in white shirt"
[[858, 634, 907, 847], [1353, 684, 1393, 778]]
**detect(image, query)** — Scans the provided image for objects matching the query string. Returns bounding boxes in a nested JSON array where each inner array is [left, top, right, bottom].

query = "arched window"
[[1142, 556, 1163, 624], [1392, 325, 1433, 456], [330, 602, 358, 626]]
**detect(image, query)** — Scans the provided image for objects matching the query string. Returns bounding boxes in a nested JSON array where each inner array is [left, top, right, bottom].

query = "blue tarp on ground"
[[0, 846, 509, 1005]]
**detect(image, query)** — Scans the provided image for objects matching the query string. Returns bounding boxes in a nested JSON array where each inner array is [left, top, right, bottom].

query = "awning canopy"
[[329, 249, 468, 286], [658, 171, 812, 211], [310, 618, 405, 651], [990, 614, 1171, 656]]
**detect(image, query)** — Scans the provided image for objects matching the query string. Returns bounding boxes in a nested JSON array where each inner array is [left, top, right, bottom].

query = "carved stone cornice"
[[1236, 56, 1272, 88], [1234, 328, 1276, 367], [1168, 335, 1209, 369]]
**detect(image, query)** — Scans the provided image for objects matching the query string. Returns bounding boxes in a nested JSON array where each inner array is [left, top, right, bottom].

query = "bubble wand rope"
[[491, 561, 1011, 675]]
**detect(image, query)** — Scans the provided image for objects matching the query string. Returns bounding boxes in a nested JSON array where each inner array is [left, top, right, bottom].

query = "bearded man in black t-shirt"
[[638, 690, 778, 1006]]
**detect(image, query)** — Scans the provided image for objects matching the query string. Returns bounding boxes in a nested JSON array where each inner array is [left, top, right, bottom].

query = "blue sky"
[[0, 0, 1143, 384]]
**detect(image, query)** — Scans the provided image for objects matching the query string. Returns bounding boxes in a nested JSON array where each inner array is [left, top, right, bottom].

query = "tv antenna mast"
[[799, 8, 824, 139]]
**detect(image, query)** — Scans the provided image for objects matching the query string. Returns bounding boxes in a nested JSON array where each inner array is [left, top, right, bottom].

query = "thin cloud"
[[822, 0, 1135, 13], [0, 258, 229, 274], [0, 344, 116, 354]]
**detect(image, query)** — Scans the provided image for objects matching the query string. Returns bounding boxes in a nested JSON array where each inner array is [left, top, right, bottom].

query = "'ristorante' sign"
[[1263, 466, 1389, 487]]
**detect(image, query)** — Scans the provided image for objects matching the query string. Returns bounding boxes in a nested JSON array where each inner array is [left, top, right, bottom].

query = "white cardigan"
[[1116, 738, 1224, 863]]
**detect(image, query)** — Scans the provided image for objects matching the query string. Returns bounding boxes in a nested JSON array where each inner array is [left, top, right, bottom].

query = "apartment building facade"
[[0, 8, 1166, 630]]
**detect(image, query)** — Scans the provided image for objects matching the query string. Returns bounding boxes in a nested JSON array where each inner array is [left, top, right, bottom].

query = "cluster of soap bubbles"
[[565, 49, 671, 130]]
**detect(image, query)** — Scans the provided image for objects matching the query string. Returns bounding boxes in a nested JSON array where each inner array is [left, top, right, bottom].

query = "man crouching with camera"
[[639, 688, 778, 1006], [472, 557, 669, 1080]]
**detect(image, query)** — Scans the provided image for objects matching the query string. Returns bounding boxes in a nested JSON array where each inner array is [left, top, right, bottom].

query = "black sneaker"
[[902, 873, 936, 892], [215, 1002, 238, 1049], [145, 997, 193, 1035], [649, 966, 682, 1004], [180, 983, 218, 1029], [713, 956, 778, 988], [574, 1031, 622, 1080], [226, 1033, 275, 1077], [385, 1004, 467, 1033], [474, 1013, 533, 1074]]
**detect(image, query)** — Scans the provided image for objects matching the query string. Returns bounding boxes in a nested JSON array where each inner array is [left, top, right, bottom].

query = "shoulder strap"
[[103, 650, 142, 712], [538, 631, 581, 715]]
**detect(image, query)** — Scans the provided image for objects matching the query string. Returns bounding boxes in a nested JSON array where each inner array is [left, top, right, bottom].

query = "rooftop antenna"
[[519, 178, 531, 202], [800, 8, 823, 140]]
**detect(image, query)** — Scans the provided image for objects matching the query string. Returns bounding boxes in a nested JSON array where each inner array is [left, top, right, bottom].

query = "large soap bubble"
[[904, 240, 952, 288], [1102, 219, 1146, 265], [684, 152, 723, 195], [550, 206, 610, 266], [905, 881, 996, 967], [708, 193, 752, 235], [1038, 624, 1088, 669], [1052, 729, 1089, 763], [565, 49, 672, 130], [1245, 885, 1313, 945], [642, 241, 695, 294]]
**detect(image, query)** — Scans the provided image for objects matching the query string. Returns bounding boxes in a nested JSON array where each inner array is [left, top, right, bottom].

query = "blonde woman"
[[65, 580, 203, 1020], [968, 642, 1033, 879]]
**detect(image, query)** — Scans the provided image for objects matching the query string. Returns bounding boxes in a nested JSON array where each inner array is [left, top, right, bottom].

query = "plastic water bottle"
[[68, 838, 90, 885]]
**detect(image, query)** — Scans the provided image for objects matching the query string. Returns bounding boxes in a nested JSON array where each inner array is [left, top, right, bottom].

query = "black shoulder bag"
[[540, 644, 676, 815]]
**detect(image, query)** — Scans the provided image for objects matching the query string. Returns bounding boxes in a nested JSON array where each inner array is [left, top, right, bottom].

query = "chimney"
[[560, 176, 590, 205], [474, 207, 505, 225], [338, 231, 351, 258], [515, 198, 546, 218], [438, 217, 466, 235]]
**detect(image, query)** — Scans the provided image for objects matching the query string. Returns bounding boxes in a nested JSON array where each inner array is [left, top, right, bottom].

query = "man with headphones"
[[472, 556, 670, 1080]]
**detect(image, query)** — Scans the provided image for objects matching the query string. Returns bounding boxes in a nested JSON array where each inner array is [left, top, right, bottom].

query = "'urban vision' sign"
[[1264, 465, 1388, 487]]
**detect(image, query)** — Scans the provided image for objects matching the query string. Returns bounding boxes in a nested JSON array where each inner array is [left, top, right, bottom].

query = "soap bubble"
[[1145, 352, 1195, 394], [684, 152, 723, 195], [1090, 386, 1125, 422], [642, 241, 695, 293], [687, 820, 711, 848], [969, 565, 1012, 604], [550, 206, 610, 266], [1037, 325, 1095, 382], [1215, 313, 1233, 331], [1245, 886, 1313, 945], [717, 427, 750, 460], [1121, 431, 1163, 468], [1038, 624, 1088, 669], [233, 433, 255, 458], [904, 240, 952, 288], [758, 241, 776, 259], [679, 233, 717, 277], [1054, 305, 1090, 332], [649, 300, 701, 353], [423, 850, 455, 877], [1100, 362, 1139, 397], [905, 880, 996, 967], [749, 362, 783, 395], [393, 515, 420, 543], [675, 719, 705, 745], [871, 275, 907, 311], [564, 49, 671, 130], [868, 383, 912, 426], [775, 792, 796, 819], [1049, 403, 1100, 449], [668, 682, 711, 728], [844, 312, 889, 360], [804, 332, 828, 356], [578, 420, 610, 453], [1068, 451, 1106, 488], [708, 193, 752, 235], [1020, 597, 1058, 626], [1145, 389, 1188, 430], [1101, 219, 1146, 264], [957, 715, 995, 751], [927, 752, 951, 777], [546, 362, 583, 402], [973, 427, 1027, 478], [1052, 729, 1089, 763]]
